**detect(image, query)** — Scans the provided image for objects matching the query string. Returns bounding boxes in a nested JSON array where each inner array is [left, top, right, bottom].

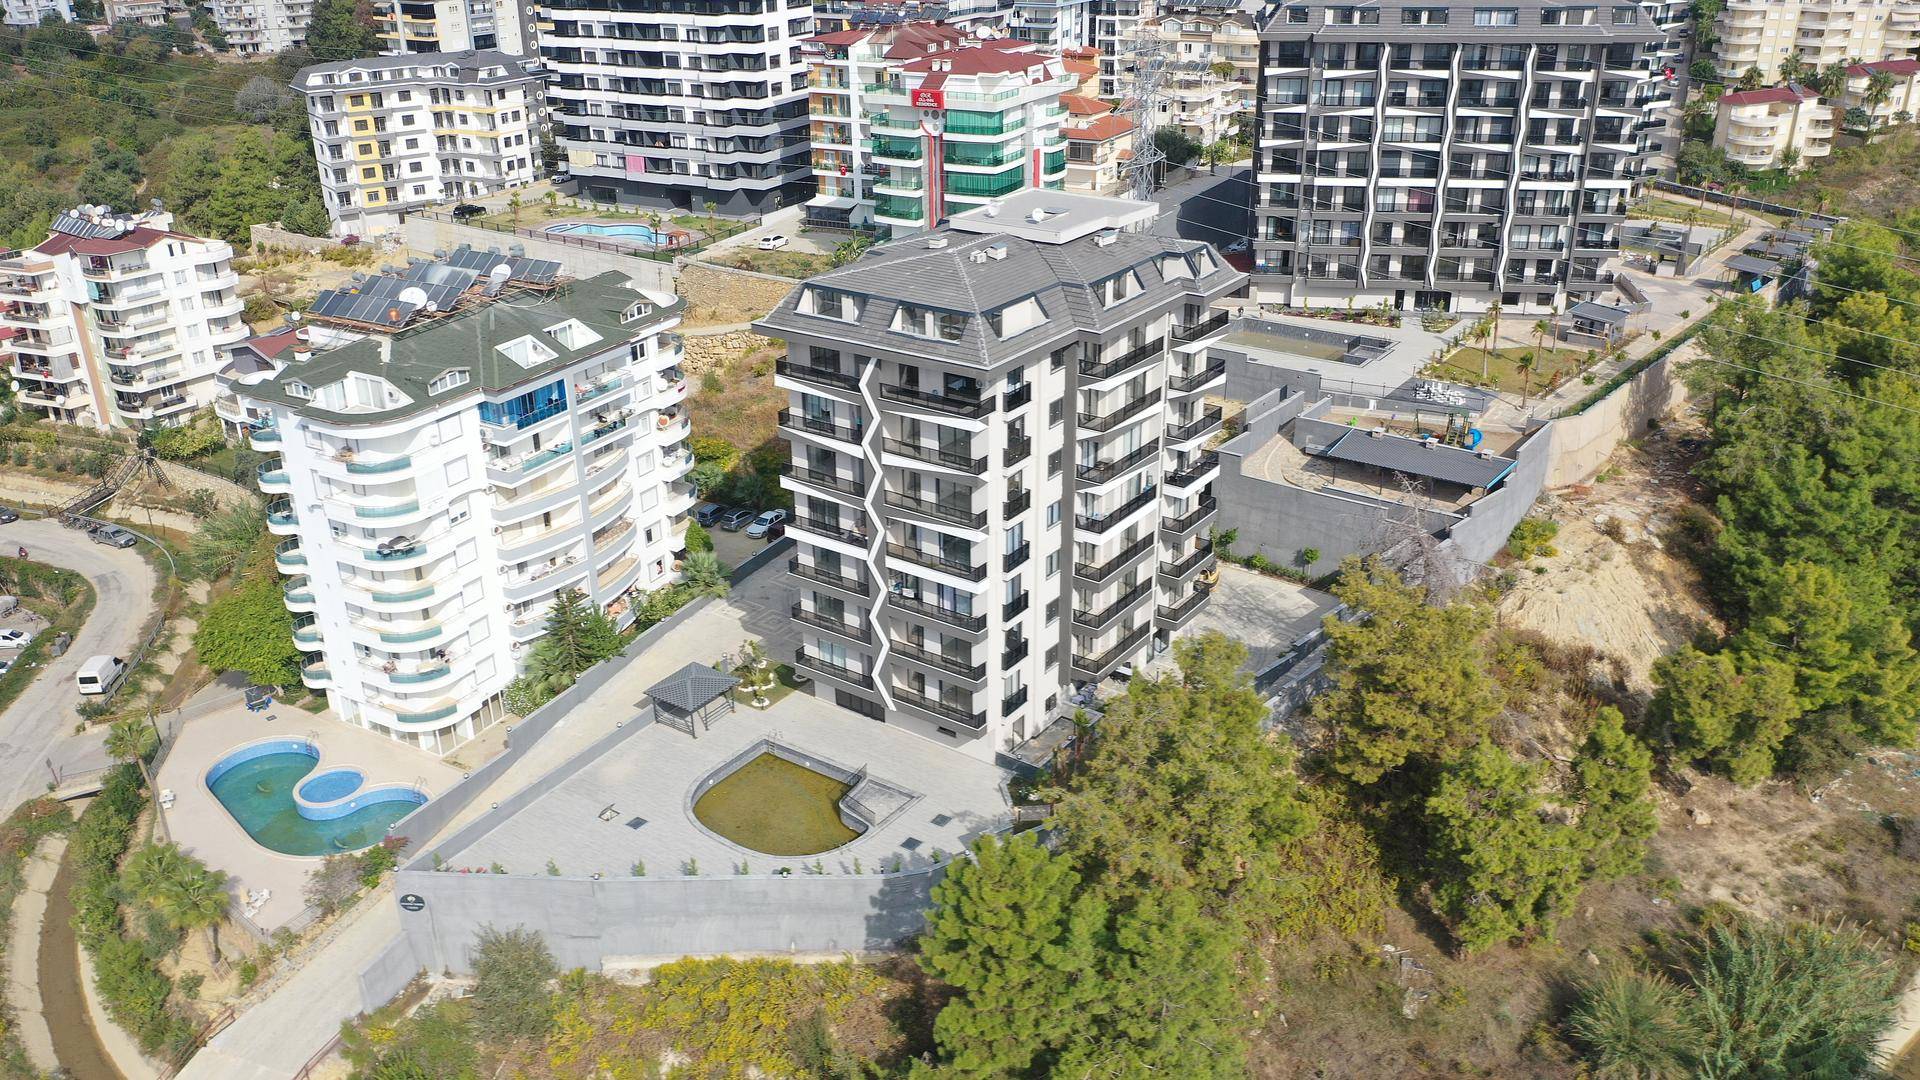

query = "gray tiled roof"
[[646, 662, 740, 713], [753, 228, 1244, 368], [243, 272, 682, 425], [293, 49, 539, 90], [1317, 429, 1516, 489]]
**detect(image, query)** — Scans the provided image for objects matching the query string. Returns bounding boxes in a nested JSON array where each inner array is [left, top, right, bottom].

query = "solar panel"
[[510, 257, 561, 285], [49, 212, 126, 240]]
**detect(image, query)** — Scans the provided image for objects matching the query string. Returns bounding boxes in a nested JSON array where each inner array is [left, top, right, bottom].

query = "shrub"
[[1505, 517, 1560, 560]]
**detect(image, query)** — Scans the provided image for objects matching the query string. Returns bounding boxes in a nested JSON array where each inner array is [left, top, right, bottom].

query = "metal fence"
[[410, 207, 757, 264]]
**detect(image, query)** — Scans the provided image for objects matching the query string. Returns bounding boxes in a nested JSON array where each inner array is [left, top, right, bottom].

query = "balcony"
[[1159, 541, 1216, 582], [1171, 310, 1229, 342], [355, 498, 421, 519], [889, 638, 985, 681], [886, 542, 986, 581], [878, 384, 993, 418], [1156, 583, 1214, 628], [791, 603, 873, 644], [1075, 533, 1156, 583], [343, 452, 413, 475], [883, 490, 985, 529], [1003, 685, 1029, 716], [266, 499, 296, 528], [1004, 489, 1032, 517], [1076, 443, 1158, 486], [1079, 338, 1165, 382], [1078, 388, 1161, 433], [480, 398, 567, 430], [1003, 541, 1030, 572], [1076, 485, 1157, 534], [256, 460, 290, 492], [1003, 435, 1032, 467], [366, 660, 452, 685], [886, 590, 987, 633], [793, 646, 874, 689], [274, 537, 305, 570], [778, 409, 863, 445], [1072, 581, 1154, 631], [788, 557, 871, 597], [1004, 594, 1030, 621], [790, 513, 870, 546], [1167, 406, 1224, 444], [1003, 383, 1032, 411], [785, 462, 865, 499], [891, 685, 985, 729], [1160, 497, 1218, 536], [881, 437, 986, 474], [1071, 622, 1153, 679], [1166, 451, 1220, 491], [775, 360, 861, 393]]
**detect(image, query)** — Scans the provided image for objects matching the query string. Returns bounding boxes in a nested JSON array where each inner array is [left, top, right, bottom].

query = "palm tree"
[[646, 211, 666, 254], [507, 192, 523, 224], [681, 551, 729, 597], [1515, 350, 1537, 407], [154, 859, 230, 966], [121, 842, 190, 905], [105, 716, 163, 839], [1532, 316, 1552, 357], [1865, 70, 1897, 129], [702, 199, 719, 242], [1567, 969, 1705, 1079]]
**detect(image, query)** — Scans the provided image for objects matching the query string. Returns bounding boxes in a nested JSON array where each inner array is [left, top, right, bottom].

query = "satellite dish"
[[488, 263, 512, 287], [397, 286, 429, 309]]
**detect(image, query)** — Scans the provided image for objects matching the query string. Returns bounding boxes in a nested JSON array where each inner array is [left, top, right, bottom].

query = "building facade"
[[754, 190, 1241, 763], [1063, 99, 1135, 193], [0, 205, 246, 430], [1251, 0, 1663, 314], [858, 43, 1073, 234], [106, 0, 171, 28], [294, 52, 543, 238], [205, 0, 312, 54], [375, 0, 530, 54], [3, 0, 69, 24], [1010, 0, 1095, 50], [1711, 84, 1833, 171], [238, 270, 695, 754], [1714, 0, 1920, 83], [542, 0, 814, 215], [1840, 56, 1920, 129], [1151, 60, 1250, 145]]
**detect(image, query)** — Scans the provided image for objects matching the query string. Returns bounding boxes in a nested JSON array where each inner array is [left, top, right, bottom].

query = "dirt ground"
[[1498, 420, 1721, 691]]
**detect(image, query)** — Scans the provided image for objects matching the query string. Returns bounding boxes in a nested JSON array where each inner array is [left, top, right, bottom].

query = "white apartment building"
[[1715, 0, 1920, 83], [1840, 56, 1920, 128], [294, 52, 542, 238], [106, 0, 171, 28], [205, 0, 313, 54], [375, 0, 529, 55], [1150, 60, 1248, 145], [1252, 0, 1665, 314], [1094, 0, 1155, 98], [0, 205, 246, 431], [1011, 0, 1095, 50], [541, 0, 814, 215], [804, 22, 969, 230], [1100, 0, 1261, 98], [3, 0, 70, 25], [1063, 98, 1135, 193], [754, 190, 1242, 762], [238, 261, 696, 754], [1711, 84, 1834, 171], [858, 43, 1073, 234]]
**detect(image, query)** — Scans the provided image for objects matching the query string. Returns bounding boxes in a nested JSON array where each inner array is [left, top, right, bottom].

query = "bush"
[[1505, 517, 1561, 559], [685, 521, 714, 553]]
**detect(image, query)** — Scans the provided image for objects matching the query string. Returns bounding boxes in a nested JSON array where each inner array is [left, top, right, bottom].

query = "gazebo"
[[646, 662, 739, 738]]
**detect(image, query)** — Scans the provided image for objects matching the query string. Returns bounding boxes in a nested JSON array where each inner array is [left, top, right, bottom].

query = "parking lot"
[[696, 504, 789, 572]]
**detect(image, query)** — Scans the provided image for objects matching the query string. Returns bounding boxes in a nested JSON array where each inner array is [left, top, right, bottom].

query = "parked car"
[[0, 659, 12, 677], [745, 508, 788, 539], [0, 628, 33, 648], [694, 502, 728, 527], [757, 234, 789, 251], [0, 506, 18, 523], [451, 203, 487, 219], [719, 507, 757, 531], [91, 525, 137, 548], [1221, 238, 1250, 254]]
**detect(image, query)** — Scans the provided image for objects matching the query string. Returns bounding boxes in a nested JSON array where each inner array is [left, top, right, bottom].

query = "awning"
[[645, 662, 739, 715], [1725, 253, 1782, 276], [1568, 300, 1631, 326], [1316, 430, 1517, 489]]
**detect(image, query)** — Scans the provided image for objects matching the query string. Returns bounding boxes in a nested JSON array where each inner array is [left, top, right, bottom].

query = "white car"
[[1221, 238, 1250, 254], [757, 235, 789, 251], [744, 509, 789, 539], [0, 628, 32, 648]]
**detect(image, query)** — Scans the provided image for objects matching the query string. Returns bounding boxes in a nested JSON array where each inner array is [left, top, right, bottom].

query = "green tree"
[[1151, 126, 1202, 169], [280, 194, 331, 237], [194, 554, 302, 687], [186, 505, 267, 581], [1649, 646, 1799, 785], [1689, 920, 1899, 1077], [1312, 559, 1504, 784], [1045, 631, 1313, 908], [105, 716, 158, 803], [120, 841, 190, 907], [918, 834, 1105, 1077], [467, 925, 559, 1046], [1571, 707, 1658, 880], [681, 551, 729, 597], [148, 854, 230, 964], [1423, 742, 1584, 952], [1567, 969, 1706, 1080], [303, 0, 381, 58]]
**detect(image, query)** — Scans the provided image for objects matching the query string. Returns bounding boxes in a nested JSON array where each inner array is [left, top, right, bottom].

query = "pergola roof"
[[1726, 253, 1782, 276], [646, 662, 739, 714]]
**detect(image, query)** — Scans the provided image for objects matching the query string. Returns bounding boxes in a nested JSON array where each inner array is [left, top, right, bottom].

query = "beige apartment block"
[[1715, 0, 1920, 82], [1840, 56, 1920, 129], [1712, 84, 1834, 171]]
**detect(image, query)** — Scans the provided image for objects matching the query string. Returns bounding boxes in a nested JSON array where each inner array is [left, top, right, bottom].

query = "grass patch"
[[692, 753, 860, 857], [0, 557, 96, 719], [699, 247, 836, 279], [684, 338, 788, 455], [733, 663, 801, 709], [1429, 345, 1597, 395], [1632, 195, 1742, 228]]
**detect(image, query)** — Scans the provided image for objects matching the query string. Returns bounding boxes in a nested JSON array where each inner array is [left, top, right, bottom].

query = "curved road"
[[0, 518, 159, 809]]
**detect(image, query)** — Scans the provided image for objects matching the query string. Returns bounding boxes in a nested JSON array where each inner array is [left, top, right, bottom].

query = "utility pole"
[[1116, 34, 1171, 201]]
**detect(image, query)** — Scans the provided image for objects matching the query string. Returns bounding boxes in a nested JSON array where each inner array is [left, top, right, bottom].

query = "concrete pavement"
[[1150, 166, 1252, 247], [0, 518, 158, 809]]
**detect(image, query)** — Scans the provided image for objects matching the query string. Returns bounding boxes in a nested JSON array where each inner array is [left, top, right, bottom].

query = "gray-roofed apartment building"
[[754, 189, 1244, 762]]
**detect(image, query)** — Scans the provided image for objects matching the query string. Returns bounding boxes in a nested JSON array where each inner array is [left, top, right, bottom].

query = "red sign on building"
[[911, 88, 946, 110]]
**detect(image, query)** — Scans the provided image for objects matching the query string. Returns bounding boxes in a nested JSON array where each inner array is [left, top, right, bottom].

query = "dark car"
[[0, 507, 17, 523], [451, 203, 487, 219], [90, 525, 137, 548], [694, 502, 728, 527], [719, 507, 756, 531]]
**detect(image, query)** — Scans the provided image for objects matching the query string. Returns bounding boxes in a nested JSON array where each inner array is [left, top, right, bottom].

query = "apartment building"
[[205, 0, 312, 54], [857, 43, 1073, 233], [294, 52, 542, 238], [1251, 0, 1664, 315], [1063, 96, 1135, 193], [2, 0, 69, 24], [1711, 84, 1833, 171], [1094, 0, 1155, 98], [1102, 0, 1260, 98], [237, 260, 695, 754], [1010, 0, 1095, 50], [753, 190, 1242, 762], [106, 0, 171, 28], [542, 0, 813, 215], [1151, 60, 1249, 144], [375, 0, 530, 54], [1714, 0, 1920, 83], [1841, 56, 1920, 128], [804, 22, 969, 230], [0, 205, 246, 431]]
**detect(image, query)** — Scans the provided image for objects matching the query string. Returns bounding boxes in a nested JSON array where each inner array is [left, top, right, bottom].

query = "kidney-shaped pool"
[[205, 739, 427, 857]]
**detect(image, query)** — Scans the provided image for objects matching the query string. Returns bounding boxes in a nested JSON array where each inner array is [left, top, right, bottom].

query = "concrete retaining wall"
[[357, 935, 424, 1012], [401, 216, 675, 293], [1543, 348, 1690, 488], [248, 224, 335, 253]]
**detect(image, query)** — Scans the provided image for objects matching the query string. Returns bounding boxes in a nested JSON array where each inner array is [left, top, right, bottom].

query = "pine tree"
[[1423, 742, 1584, 952], [535, 588, 592, 682], [1313, 559, 1504, 784], [1650, 646, 1799, 784], [1571, 707, 1658, 881], [303, 0, 381, 59], [918, 834, 1106, 1078]]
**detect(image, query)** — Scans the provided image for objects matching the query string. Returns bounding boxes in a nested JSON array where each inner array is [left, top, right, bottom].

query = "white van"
[[76, 656, 126, 696]]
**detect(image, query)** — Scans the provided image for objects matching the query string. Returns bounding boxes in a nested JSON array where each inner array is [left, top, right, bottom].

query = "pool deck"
[[445, 691, 1014, 879], [156, 704, 463, 931], [1218, 308, 1446, 396]]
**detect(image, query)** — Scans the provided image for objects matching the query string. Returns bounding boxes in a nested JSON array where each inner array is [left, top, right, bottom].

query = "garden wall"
[[1543, 346, 1692, 488], [400, 216, 676, 293]]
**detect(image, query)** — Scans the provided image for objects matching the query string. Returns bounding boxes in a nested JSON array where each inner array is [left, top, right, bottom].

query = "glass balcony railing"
[[356, 499, 421, 519]]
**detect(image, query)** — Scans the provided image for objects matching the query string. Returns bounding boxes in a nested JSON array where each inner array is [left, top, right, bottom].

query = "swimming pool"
[[205, 740, 427, 856], [547, 222, 670, 245]]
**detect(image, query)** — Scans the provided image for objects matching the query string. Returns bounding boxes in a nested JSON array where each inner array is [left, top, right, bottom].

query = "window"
[[1473, 7, 1517, 25], [1046, 500, 1061, 526], [802, 286, 858, 321], [1401, 6, 1447, 23], [427, 368, 470, 394], [1045, 551, 1059, 578], [287, 381, 313, 399], [1611, 5, 1636, 23], [895, 303, 967, 341]]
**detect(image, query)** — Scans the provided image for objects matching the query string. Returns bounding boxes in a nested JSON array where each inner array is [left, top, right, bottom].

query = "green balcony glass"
[[387, 664, 451, 684], [943, 110, 1023, 136], [944, 165, 1026, 198], [370, 584, 435, 603], [377, 624, 442, 644], [868, 135, 922, 160], [346, 454, 412, 474], [356, 499, 421, 518], [875, 193, 925, 220], [391, 702, 458, 724]]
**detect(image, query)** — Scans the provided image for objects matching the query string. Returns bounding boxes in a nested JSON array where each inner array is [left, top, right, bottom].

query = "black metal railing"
[[1168, 362, 1225, 394], [794, 647, 874, 688], [878, 383, 992, 417], [1167, 406, 1224, 443], [1156, 583, 1214, 625], [1078, 337, 1165, 382], [886, 591, 987, 632], [1074, 533, 1155, 582], [882, 490, 985, 528], [1077, 388, 1161, 434], [1003, 435, 1031, 466], [783, 462, 864, 497], [889, 639, 985, 680], [1159, 541, 1216, 581], [1076, 443, 1158, 485], [776, 360, 860, 392], [1161, 497, 1218, 535], [1166, 451, 1220, 489], [1071, 622, 1152, 677], [790, 514, 870, 546], [1172, 310, 1229, 342], [788, 557, 870, 596], [1072, 581, 1154, 631], [791, 603, 873, 643], [778, 409, 863, 444], [1076, 485, 1157, 534], [1004, 593, 1030, 620], [1003, 489, 1032, 517], [1003, 383, 1032, 411], [1002, 685, 1029, 716], [891, 685, 985, 729], [881, 438, 987, 474], [1003, 541, 1030, 572], [885, 542, 987, 581]]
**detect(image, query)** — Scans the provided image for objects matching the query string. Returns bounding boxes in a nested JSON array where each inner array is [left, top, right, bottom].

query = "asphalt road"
[[0, 518, 158, 808], [1150, 166, 1254, 247]]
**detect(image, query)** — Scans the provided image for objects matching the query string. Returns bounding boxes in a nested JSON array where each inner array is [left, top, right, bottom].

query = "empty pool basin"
[[205, 740, 427, 856]]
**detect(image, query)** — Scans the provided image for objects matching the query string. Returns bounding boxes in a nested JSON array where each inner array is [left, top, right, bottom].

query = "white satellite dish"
[[397, 286, 429, 309], [488, 263, 513, 287]]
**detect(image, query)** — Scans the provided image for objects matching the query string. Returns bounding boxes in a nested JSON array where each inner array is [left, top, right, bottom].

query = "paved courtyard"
[[445, 691, 1012, 878], [156, 703, 463, 930], [1164, 565, 1340, 674]]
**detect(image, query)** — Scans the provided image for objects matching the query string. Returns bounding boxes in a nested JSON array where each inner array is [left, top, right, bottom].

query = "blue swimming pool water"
[[547, 222, 668, 245], [298, 768, 366, 803], [206, 741, 426, 856]]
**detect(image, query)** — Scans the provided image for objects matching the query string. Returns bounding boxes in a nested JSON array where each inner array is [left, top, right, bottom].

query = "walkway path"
[[0, 518, 158, 809], [5, 836, 62, 1074]]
